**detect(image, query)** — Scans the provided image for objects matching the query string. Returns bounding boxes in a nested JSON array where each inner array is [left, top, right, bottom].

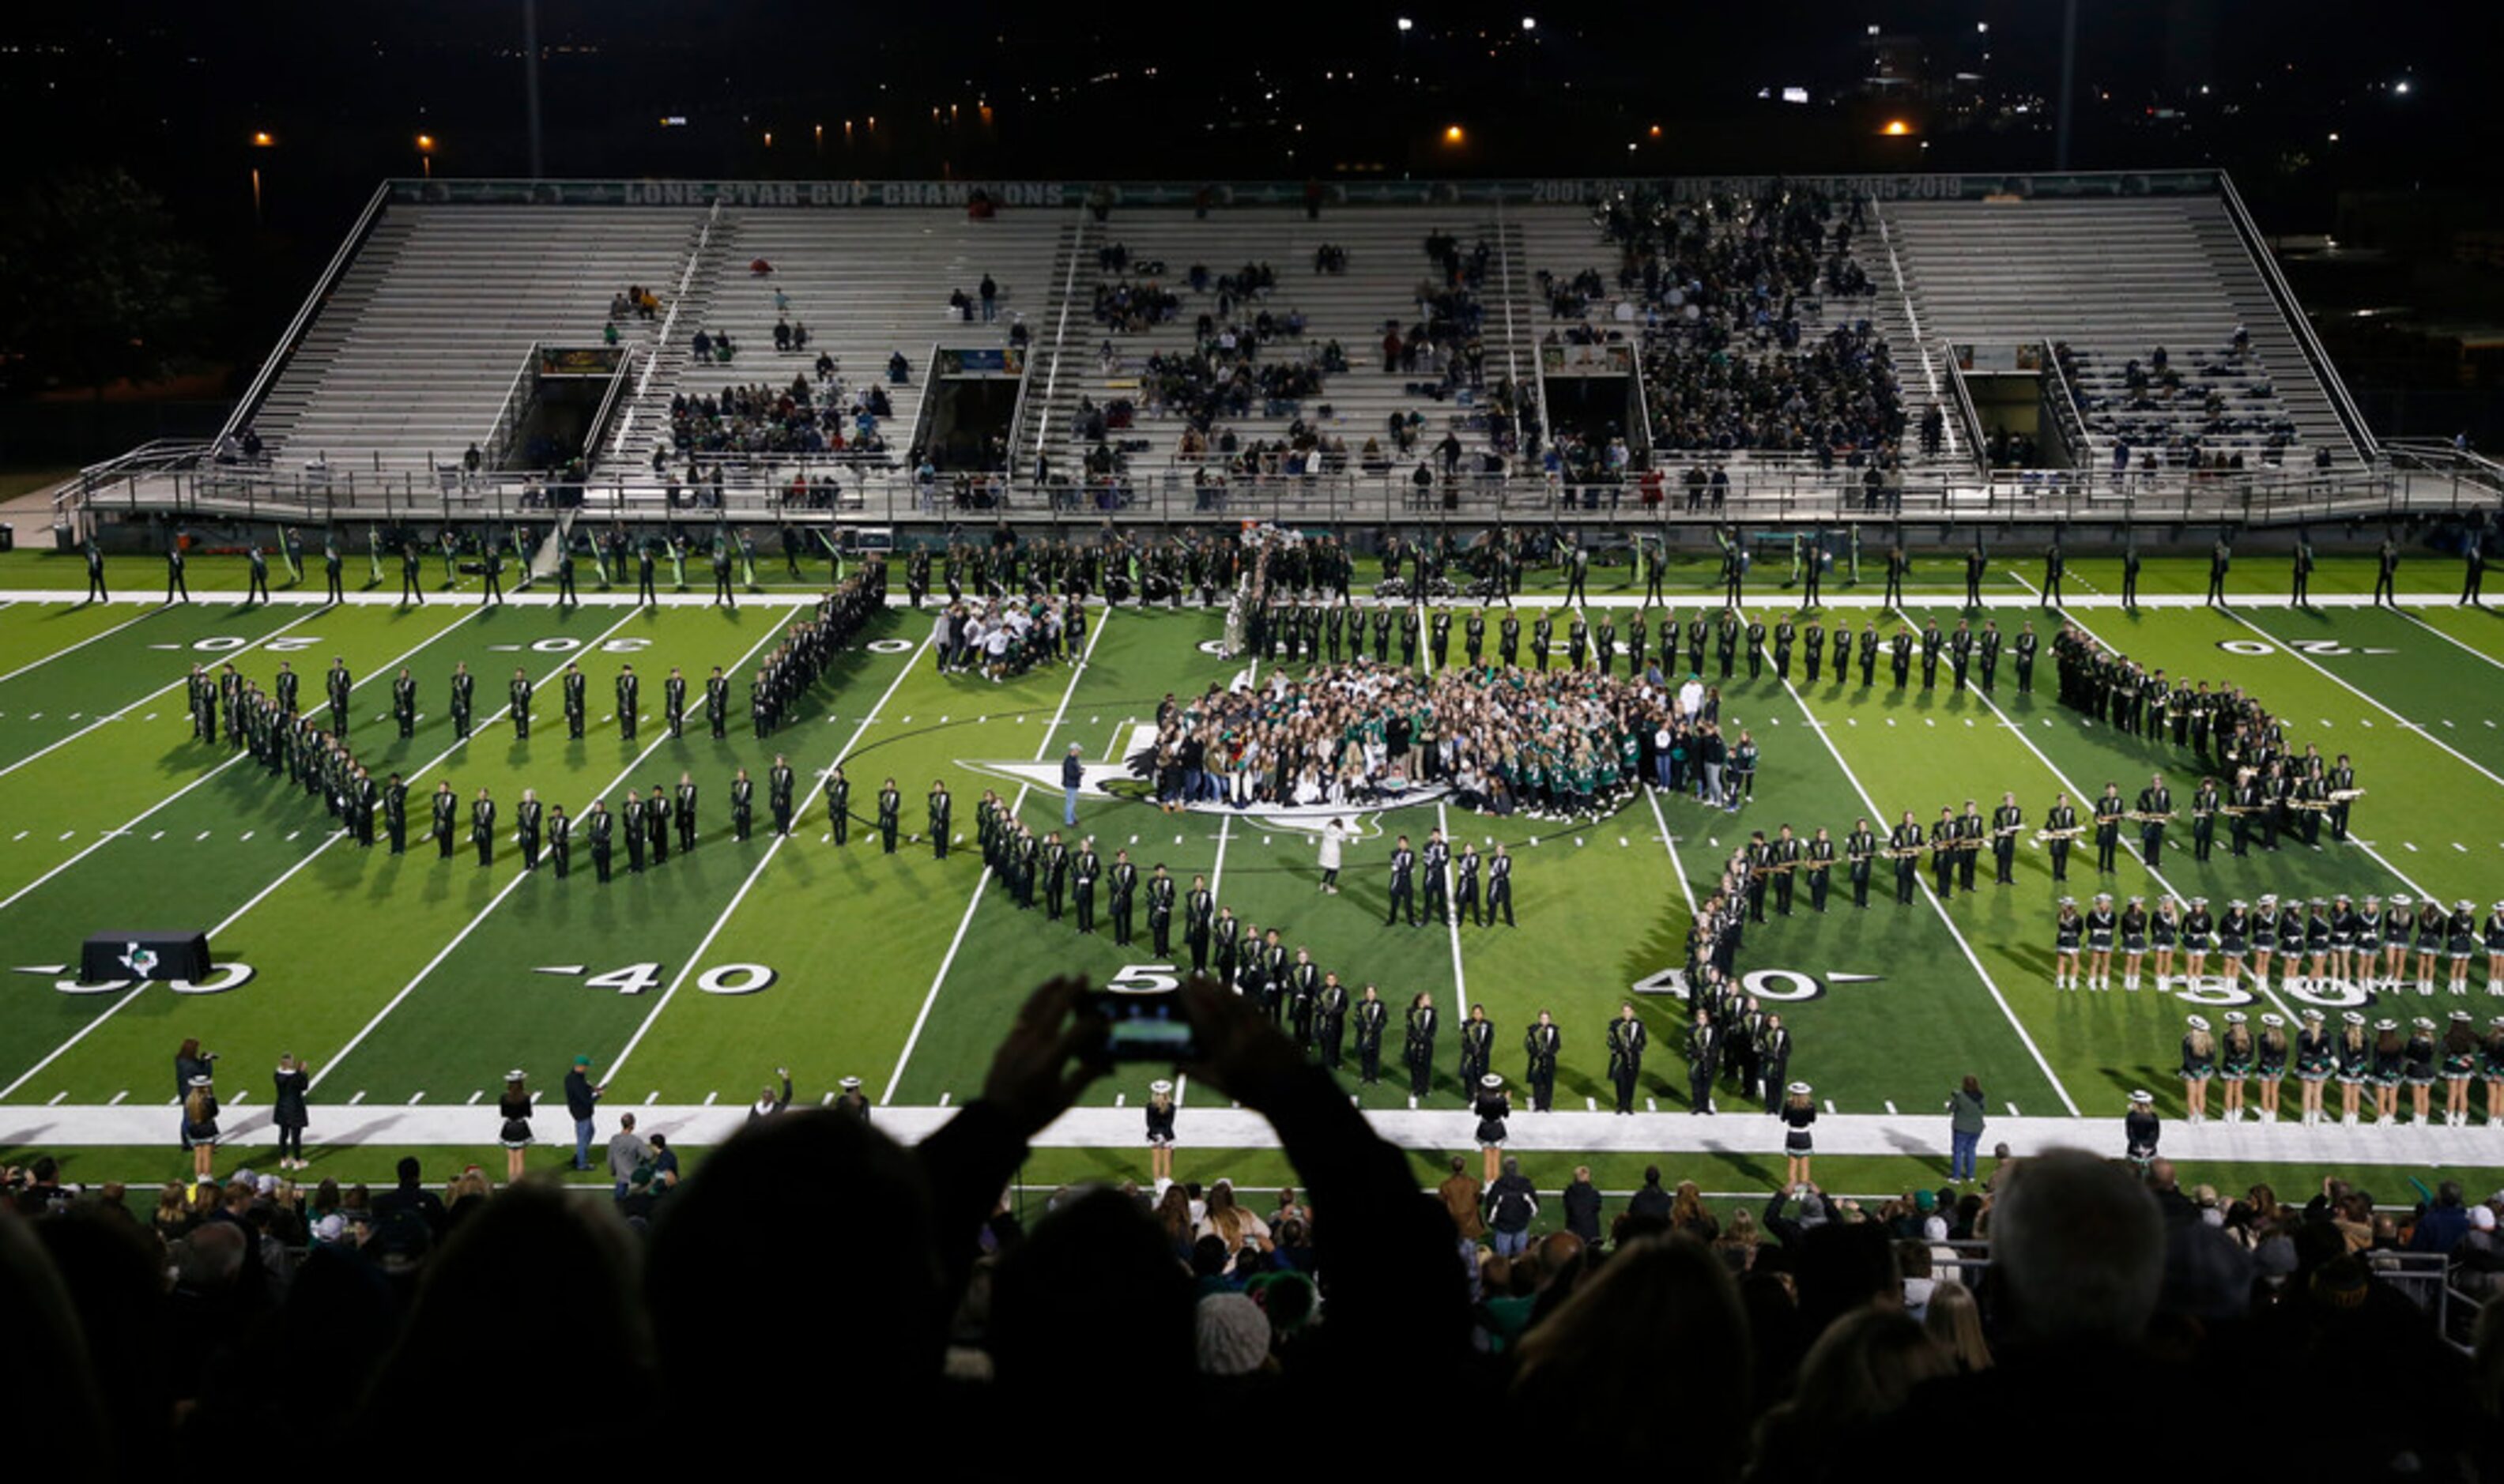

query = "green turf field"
[[7, 547, 2504, 1203]]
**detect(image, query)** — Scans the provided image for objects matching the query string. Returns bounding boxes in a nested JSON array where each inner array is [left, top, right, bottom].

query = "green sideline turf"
[[5, 586, 2504, 1176]]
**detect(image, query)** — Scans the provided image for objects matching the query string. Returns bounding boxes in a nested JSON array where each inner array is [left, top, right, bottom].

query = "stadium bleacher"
[[1884, 195, 2363, 471], [251, 206, 694, 476]]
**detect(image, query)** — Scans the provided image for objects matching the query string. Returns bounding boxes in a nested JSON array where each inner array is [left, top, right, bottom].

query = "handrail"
[[217, 179, 394, 450], [2216, 171, 2379, 463], [1937, 340, 1990, 474], [2040, 337, 2093, 468], [605, 198, 720, 469], [479, 344, 545, 473], [581, 345, 642, 469], [1017, 202, 1092, 480], [1877, 205, 1959, 467]]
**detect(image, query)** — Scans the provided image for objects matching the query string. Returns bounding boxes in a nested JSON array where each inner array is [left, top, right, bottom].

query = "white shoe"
[[2377, 1113, 2396, 1127], [2342, 1112, 2359, 1128]]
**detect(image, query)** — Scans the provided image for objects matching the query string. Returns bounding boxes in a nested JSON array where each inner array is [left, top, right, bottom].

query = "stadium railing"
[[67, 454, 2428, 533], [2216, 172, 2380, 464]]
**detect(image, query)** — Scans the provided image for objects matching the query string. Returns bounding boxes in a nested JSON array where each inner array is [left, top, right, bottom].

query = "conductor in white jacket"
[[1318, 817, 1348, 894]]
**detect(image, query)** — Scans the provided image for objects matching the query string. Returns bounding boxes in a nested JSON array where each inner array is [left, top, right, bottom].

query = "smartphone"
[[1087, 985, 1198, 1063]]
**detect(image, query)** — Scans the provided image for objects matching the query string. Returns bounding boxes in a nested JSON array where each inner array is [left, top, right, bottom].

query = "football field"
[[7, 544, 2504, 1199]]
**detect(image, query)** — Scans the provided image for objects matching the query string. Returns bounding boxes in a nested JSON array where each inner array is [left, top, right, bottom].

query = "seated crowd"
[[1, 980, 2493, 1473]]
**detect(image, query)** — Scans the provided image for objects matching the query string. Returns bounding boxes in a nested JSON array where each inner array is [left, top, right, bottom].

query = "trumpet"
[[2033, 827, 2085, 844], [2329, 788, 2366, 803]]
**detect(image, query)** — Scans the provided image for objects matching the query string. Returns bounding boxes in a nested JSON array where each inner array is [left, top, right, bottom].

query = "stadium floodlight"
[[1444, 124, 1465, 144], [1397, 16, 1413, 30], [1882, 119, 1912, 136], [2393, 80, 2410, 95], [1521, 15, 1536, 29]]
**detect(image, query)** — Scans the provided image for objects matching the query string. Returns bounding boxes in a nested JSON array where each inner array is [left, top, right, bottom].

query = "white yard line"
[[1955, 650, 2305, 1026], [879, 612, 1110, 1104], [606, 621, 941, 1089], [2053, 605, 2437, 905], [0, 605, 475, 920], [0, 608, 340, 782], [309, 609, 793, 1092], [1642, 785, 1702, 916], [2391, 608, 2504, 676], [1436, 801, 1469, 1025], [0, 607, 518, 1100], [0, 605, 165, 687], [1782, 676, 2082, 1114], [2223, 608, 2504, 793]]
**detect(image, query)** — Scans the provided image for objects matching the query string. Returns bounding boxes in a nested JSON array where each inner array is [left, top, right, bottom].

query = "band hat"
[[187, 1075, 213, 1088], [2309, 897, 2329, 907], [2343, 1011, 2366, 1026], [2460, 900, 2476, 911], [2393, 894, 2412, 905], [2058, 896, 2076, 906], [1480, 1073, 1504, 1089], [506, 1069, 526, 1083], [2130, 1090, 2155, 1105], [839, 1076, 863, 1090], [1787, 1081, 1812, 1095], [1150, 1079, 1174, 1094], [2129, 895, 2145, 904], [2451, 1011, 2474, 1023], [2415, 1018, 2437, 1030], [2492, 1016, 2504, 1028], [2230, 899, 2248, 909], [2186, 1015, 2211, 1031], [2261, 1014, 2285, 1027], [2376, 1019, 2400, 1031], [2192, 896, 2208, 905], [2223, 1011, 2247, 1024], [2302, 1009, 2324, 1021], [2364, 894, 2381, 902]]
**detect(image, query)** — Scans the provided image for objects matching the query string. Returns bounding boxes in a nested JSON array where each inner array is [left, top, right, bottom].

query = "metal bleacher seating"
[[1884, 195, 2361, 470], [609, 209, 1071, 484], [250, 206, 695, 475], [1020, 209, 1534, 497]]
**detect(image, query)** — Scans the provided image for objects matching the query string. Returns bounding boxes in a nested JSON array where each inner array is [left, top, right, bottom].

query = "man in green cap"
[[564, 1055, 605, 1171]]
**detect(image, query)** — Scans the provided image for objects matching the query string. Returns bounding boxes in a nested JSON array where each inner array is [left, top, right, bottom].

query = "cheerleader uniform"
[[2305, 907, 2333, 960], [2180, 1034, 2216, 1085], [497, 1090, 533, 1149], [2484, 909, 2504, 959], [2120, 904, 2148, 956], [2251, 909, 2278, 959], [2182, 905, 2215, 954], [2443, 1035, 2478, 1085], [2373, 1036, 2405, 1090], [2151, 907, 2181, 955], [2356, 904, 2385, 951], [2404, 1028, 2438, 1089], [2055, 913, 2084, 958], [2219, 1031, 2253, 1084], [2336, 1034, 2371, 1087], [2330, 903, 2359, 959], [2217, 907, 2249, 959], [2297, 1026, 2335, 1083], [1473, 1090, 1511, 1147], [2257, 1030, 2289, 1087], [2449, 907, 2479, 964], [1782, 1101, 1817, 1154], [1145, 1098, 1177, 1147], [2419, 910, 2449, 962], [2483, 1027, 2504, 1082], [2086, 906, 2117, 955], [2386, 904, 2416, 959], [2280, 904, 2308, 956]]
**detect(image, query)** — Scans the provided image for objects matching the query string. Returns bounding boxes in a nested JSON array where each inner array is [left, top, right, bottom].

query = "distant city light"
[[2394, 80, 2412, 94], [2328, 130, 2340, 141], [1867, 24, 1880, 36], [1782, 86, 1810, 104], [658, 115, 688, 127], [1521, 15, 1537, 29], [1881, 119, 1912, 136], [1977, 21, 1989, 32], [252, 130, 274, 147], [1444, 123, 1465, 143], [1397, 16, 1413, 31]]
